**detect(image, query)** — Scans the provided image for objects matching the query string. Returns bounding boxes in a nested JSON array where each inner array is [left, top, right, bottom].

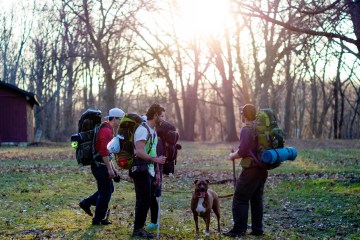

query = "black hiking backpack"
[[156, 120, 181, 175], [71, 109, 103, 167]]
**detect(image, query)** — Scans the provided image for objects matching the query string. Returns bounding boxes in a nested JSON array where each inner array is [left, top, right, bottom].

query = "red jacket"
[[95, 122, 113, 158]]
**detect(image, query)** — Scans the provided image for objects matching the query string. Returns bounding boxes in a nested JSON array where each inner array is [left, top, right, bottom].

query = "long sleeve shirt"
[[236, 122, 265, 169], [95, 122, 113, 158]]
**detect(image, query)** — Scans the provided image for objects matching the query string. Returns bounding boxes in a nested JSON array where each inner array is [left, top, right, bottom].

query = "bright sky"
[[175, 0, 231, 38]]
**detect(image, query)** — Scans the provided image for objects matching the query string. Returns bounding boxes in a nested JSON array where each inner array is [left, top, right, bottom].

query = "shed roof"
[[0, 81, 40, 106]]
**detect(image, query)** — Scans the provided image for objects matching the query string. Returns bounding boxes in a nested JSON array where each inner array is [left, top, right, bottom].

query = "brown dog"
[[191, 179, 221, 237]]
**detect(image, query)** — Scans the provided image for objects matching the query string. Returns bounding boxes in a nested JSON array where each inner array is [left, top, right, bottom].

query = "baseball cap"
[[105, 108, 125, 118]]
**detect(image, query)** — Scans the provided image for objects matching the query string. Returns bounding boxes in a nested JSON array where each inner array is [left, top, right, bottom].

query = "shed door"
[[0, 95, 27, 142]]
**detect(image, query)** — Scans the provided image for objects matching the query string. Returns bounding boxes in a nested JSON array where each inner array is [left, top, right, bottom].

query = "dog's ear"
[[194, 180, 199, 184], [206, 179, 210, 184]]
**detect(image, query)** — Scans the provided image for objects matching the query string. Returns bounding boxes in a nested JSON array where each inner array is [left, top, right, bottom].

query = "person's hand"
[[155, 156, 166, 165], [113, 168, 119, 177], [229, 149, 235, 161]]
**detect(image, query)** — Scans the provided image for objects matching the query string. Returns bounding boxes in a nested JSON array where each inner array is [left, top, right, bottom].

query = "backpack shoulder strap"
[[141, 122, 156, 154]]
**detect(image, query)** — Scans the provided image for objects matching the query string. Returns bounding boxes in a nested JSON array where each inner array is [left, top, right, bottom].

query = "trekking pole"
[[156, 196, 161, 239], [156, 186, 161, 240], [105, 209, 110, 221], [231, 149, 236, 190]]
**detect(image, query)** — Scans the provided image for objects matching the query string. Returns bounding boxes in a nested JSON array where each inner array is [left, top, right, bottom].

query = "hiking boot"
[[250, 230, 264, 236], [92, 219, 112, 225], [145, 223, 158, 230], [223, 228, 246, 237], [132, 228, 154, 239], [79, 201, 93, 217]]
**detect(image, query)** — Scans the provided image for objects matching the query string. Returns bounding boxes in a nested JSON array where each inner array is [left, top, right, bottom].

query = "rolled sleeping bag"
[[261, 147, 297, 164]]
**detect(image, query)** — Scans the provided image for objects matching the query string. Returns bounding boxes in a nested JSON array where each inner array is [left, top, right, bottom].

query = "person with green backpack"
[[224, 104, 268, 237], [130, 103, 167, 239]]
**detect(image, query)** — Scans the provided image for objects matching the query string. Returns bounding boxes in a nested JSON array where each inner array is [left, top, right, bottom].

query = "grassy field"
[[0, 140, 359, 240]]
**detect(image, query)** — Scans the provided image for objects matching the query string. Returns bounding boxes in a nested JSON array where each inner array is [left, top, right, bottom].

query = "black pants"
[[81, 163, 114, 223], [232, 167, 268, 232], [132, 171, 152, 230]]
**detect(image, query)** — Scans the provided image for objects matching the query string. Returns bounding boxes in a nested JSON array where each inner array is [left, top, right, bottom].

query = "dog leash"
[[118, 176, 235, 198]]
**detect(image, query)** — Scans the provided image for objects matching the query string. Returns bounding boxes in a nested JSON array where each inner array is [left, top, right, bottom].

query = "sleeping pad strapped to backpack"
[[254, 108, 285, 170]]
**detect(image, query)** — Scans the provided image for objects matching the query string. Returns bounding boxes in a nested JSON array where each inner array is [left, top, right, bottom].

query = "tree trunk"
[[346, 0, 360, 53], [283, 53, 294, 137], [211, 36, 238, 142]]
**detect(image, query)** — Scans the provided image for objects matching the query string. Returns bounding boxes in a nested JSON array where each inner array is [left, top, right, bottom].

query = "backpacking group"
[[71, 103, 296, 239], [72, 103, 180, 238]]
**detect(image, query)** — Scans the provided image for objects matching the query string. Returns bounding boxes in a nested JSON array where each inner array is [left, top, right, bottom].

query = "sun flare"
[[175, 0, 231, 38]]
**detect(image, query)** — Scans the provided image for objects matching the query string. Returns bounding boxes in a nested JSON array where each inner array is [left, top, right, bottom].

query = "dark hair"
[[242, 104, 256, 121], [146, 103, 165, 120], [109, 117, 120, 121]]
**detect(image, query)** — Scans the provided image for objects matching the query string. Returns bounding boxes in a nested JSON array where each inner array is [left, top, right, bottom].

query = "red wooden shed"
[[0, 81, 40, 144]]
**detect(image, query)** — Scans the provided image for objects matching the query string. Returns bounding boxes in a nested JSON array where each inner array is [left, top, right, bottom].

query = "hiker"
[[223, 104, 268, 237], [131, 103, 167, 239], [79, 108, 125, 225]]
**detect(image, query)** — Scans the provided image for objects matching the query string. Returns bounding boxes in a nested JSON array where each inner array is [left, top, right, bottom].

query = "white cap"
[[141, 115, 147, 122], [105, 108, 125, 118]]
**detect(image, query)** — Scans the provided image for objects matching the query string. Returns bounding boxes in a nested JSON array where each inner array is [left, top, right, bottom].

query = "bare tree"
[[63, 0, 148, 111], [233, 0, 360, 54], [208, 33, 238, 142]]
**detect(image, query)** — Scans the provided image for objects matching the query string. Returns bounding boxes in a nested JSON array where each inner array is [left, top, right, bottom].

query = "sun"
[[174, 0, 231, 39]]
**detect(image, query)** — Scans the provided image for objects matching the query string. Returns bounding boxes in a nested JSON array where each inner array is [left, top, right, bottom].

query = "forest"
[[1, 0, 360, 142]]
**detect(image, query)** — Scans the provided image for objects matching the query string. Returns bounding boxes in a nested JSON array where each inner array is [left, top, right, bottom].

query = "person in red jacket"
[[79, 108, 125, 225]]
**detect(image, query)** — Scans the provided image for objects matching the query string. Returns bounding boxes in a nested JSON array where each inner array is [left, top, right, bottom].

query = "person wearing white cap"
[[79, 107, 125, 225]]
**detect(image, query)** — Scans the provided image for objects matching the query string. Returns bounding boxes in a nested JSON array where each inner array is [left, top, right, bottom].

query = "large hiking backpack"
[[254, 108, 285, 169], [116, 113, 144, 169], [156, 120, 181, 175], [71, 109, 103, 167]]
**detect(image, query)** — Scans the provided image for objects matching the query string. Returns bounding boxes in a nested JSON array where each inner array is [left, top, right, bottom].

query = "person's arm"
[[229, 127, 252, 161], [102, 156, 115, 178]]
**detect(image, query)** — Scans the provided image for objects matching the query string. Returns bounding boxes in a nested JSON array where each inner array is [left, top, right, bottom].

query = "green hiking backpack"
[[254, 108, 285, 169], [115, 113, 149, 169]]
